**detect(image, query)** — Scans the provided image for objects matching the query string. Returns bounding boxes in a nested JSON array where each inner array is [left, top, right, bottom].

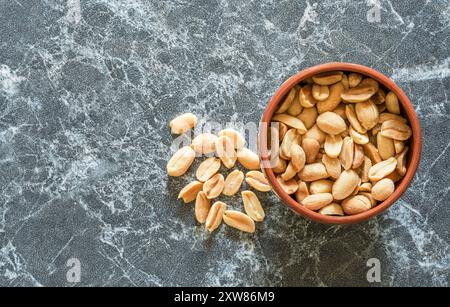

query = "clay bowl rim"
[[258, 62, 422, 225]]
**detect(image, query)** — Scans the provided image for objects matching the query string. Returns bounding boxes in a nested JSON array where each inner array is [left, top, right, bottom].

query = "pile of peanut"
[[269, 71, 411, 216], [166, 114, 270, 233]]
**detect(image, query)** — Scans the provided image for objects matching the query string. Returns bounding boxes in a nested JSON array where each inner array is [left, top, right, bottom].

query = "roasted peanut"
[[222, 170, 244, 196], [312, 84, 330, 101], [371, 178, 395, 201], [195, 191, 211, 223], [385, 91, 400, 114], [223, 210, 255, 233], [332, 170, 360, 200], [242, 191, 265, 222], [196, 157, 221, 182], [191, 133, 218, 154], [302, 138, 320, 164], [203, 173, 225, 199], [205, 201, 227, 232], [167, 146, 196, 177], [237, 148, 260, 170], [302, 193, 334, 211], [316, 111, 347, 135], [170, 113, 198, 135], [246, 171, 271, 192], [178, 181, 204, 203]]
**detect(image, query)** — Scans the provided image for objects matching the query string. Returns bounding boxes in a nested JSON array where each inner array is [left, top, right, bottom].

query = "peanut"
[[222, 170, 244, 196], [170, 113, 198, 135], [167, 146, 196, 177], [371, 178, 395, 201], [205, 201, 227, 232], [242, 191, 265, 222], [223, 210, 255, 233], [245, 171, 271, 192]]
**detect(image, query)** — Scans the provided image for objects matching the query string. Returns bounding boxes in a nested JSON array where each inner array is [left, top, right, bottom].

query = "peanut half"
[[371, 178, 395, 201], [205, 201, 227, 232], [191, 133, 218, 154], [237, 148, 260, 170], [242, 191, 265, 222], [203, 173, 225, 199], [223, 210, 256, 233], [216, 135, 237, 168], [342, 195, 372, 215], [170, 113, 198, 135], [167, 146, 196, 177], [246, 171, 271, 192], [302, 193, 333, 211], [222, 170, 244, 196], [368, 157, 397, 182], [196, 157, 221, 182], [195, 191, 211, 224], [178, 181, 204, 203], [218, 129, 246, 149]]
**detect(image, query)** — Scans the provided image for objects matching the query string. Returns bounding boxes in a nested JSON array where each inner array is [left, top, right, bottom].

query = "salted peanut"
[[348, 126, 369, 145], [191, 133, 218, 154], [358, 182, 372, 193], [371, 123, 382, 136], [223, 170, 244, 196], [246, 171, 271, 192], [223, 210, 255, 233], [333, 104, 347, 120], [324, 135, 343, 158], [297, 106, 318, 129], [342, 195, 372, 215], [278, 122, 289, 141], [385, 91, 400, 114], [377, 133, 395, 160], [352, 144, 364, 169], [339, 137, 354, 170], [345, 104, 367, 134], [304, 124, 326, 145], [237, 148, 260, 170], [281, 162, 297, 181], [341, 74, 349, 90], [351, 178, 361, 196], [322, 155, 341, 179], [196, 157, 221, 182], [195, 191, 211, 224], [372, 178, 395, 201], [309, 179, 333, 194], [169, 113, 198, 135], [302, 138, 320, 164], [332, 170, 360, 200], [348, 73, 363, 88], [312, 84, 330, 101], [377, 104, 386, 113], [295, 181, 309, 202], [360, 192, 377, 207], [312, 71, 343, 85], [167, 146, 196, 177], [316, 111, 347, 135], [363, 143, 382, 164], [280, 129, 300, 159], [302, 193, 333, 211], [385, 170, 402, 183], [287, 86, 303, 116], [299, 85, 318, 108], [319, 203, 344, 216], [178, 181, 204, 203], [272, 156, 287, 174], [396, 146, 409, 176], [203, 174, 225, 199], [381, 120, 412, 141], [360, 78, 380, 92], [276, 86, 297, 113], [394, 140, 405, 154], [218, 129, 246, 149], [298, 162, 329, 182], [276, 176, 298, 194], [368, 157, 397, 182], [205, 201, 227, 232], [372, 89, 386, 105], [361, 156, 372, 182], [316, 82, 344, 113], [355, 100, 379, 130], [216, 136, 237, 169], [242, 191, 265, 222], [273, 157, 287, 174], [341, 84, 377, 103], [272, 114, 307, 134], [378, 112, 407, 124], [290, 144, 306, 172]]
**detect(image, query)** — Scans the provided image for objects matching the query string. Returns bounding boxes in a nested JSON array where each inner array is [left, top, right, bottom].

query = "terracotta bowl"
[[258, 62, 421, 224]]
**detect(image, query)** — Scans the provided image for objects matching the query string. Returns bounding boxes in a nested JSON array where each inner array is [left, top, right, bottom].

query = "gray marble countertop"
[[0, 0, 449, 287]]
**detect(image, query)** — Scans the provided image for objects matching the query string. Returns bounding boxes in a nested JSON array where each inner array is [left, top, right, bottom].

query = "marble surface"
[[0, 0, 449, 287]]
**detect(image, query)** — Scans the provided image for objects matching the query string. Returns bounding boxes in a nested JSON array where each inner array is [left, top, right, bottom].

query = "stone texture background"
[[0, 0, 449, 286]]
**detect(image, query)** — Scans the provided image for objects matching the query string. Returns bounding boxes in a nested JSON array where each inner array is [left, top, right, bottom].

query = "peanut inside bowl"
[[259, 63, 421, 224]]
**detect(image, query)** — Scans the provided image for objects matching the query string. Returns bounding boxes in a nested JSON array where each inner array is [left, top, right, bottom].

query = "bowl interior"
[[259, 62, 421, 224]]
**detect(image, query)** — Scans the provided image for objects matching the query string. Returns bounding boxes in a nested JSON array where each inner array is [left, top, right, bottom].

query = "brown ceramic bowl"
[[258, 62, 421, 224]]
